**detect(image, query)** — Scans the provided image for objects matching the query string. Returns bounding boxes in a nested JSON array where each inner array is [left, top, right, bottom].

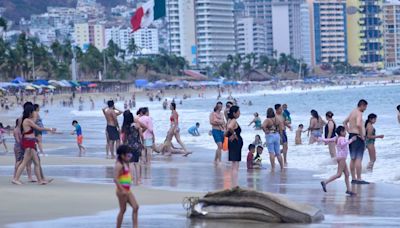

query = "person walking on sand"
[[324, 111, 336, 158], [13, 104, 56, 185], [12, 119, 33, 181], [169, 102, 190, 156], [343, 99, 369, 184], [103, 100, 123, 159], [319, 126, 357, 196], [365, 113, 384, 171], [71, 120, 86, 157], [210, 102, 225, 163], [225, 105, 243, 187], [33, 104, 45, 156], [114, 145, 139, 228], [262, 108, 284, 171], [0, 123, 9, 153], [275, 104, 291, 165]]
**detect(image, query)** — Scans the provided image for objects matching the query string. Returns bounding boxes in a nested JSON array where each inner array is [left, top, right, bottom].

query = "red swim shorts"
[[77, 135, 83, 145]]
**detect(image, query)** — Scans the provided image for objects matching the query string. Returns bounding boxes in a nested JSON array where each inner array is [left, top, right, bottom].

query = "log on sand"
[[188, 187, 324, 223]]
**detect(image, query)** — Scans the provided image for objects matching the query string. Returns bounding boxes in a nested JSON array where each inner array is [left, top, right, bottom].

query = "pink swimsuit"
[[320, 136, 355, 159]]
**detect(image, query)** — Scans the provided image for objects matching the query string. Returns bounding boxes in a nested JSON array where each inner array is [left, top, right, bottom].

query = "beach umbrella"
[[31, 84, 41, 89], [11, 76, 26, 84], [33, 79, 49, 86], [88, 83, 97, 88], [69, 81, 80, 87], [25, 85, 36, 90]]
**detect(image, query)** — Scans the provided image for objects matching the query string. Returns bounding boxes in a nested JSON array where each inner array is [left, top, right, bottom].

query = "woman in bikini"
[[12, 105, 56, 185], [169, 102, 189, 155], [262, 108, 284, 171]]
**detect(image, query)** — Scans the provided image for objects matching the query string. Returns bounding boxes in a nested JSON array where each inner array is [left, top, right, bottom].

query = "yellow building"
[[74, 22, 105, 51], [346, 0, 383, 69]]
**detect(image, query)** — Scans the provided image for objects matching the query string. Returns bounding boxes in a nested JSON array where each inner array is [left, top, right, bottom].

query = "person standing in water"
[[397, 105, 400, 124], [114, 145, 139, 228], [262, 107, 284, 171], [365, 113, 384, 171], [210, 102, 225, 163], [248, 112, 262, 130], [225, 105, 243, 187], [308, 109, 325, 144], [275, 104, 290, 165], [224, 101, 233, 122], [324, 111, 336, 158], [343, 99, 369, 184], [0, 123, 8, 153], [103, 100, 123, 159], [71, 120, 86, 157], [138, 107, 154, 165], [169, 102, 190, 156]]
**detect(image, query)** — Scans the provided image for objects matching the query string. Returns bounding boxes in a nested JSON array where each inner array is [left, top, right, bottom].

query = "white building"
[[105, 26, 159, 55], [383, 0, 400, 68], [166, 0, 197, 65], [29, 28, 57, 46], [236, 17, 267, 57], [271, 0, 302, 58], [300, 3, 313, 66], [74, 22, 106, 51], [195, 0, 236, 67]]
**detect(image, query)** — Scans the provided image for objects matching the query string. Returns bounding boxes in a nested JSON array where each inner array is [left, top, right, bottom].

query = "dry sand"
[[0, 156, 204, 226]]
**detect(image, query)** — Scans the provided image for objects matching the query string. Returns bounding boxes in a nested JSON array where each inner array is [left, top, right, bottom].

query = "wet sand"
[[0, 174, 203, 226], [2, 154, 400, 227]]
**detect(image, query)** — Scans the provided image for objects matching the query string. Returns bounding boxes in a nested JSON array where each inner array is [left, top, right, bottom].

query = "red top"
[[170, 112, 179, 124]]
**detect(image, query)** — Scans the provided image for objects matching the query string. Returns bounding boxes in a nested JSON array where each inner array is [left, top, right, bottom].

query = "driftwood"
[[187, 187, 324, 224]]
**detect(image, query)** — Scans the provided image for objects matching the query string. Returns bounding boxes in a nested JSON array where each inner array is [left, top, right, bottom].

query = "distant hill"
[[0, 0, 128, 22]]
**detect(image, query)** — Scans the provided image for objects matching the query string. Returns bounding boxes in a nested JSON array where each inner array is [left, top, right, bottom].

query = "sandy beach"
[[0, 156, 203, 226]]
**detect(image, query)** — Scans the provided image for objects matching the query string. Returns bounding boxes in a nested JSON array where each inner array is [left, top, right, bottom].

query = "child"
[[71, 120, 86, 156], [114, 145, 139, 228], [319, 126, 357, 196], [0, 123, 9, 153], [252, 135, 263, 147], [246, 144, 256, 169], [253, 146, 264, 169], [365, 113, 384, 171], [295, 124, 305, 145], [188, 122, 200, 136]]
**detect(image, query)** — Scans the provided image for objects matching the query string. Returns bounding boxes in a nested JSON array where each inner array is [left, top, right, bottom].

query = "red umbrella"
[[88, 83, 97, 88]]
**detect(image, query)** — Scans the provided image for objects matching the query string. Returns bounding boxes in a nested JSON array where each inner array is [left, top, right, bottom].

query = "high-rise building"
[[105, 26, 159, 55], [383, 0, 400, 68], [236, 17, 267, 58], [313, 0, 347, 64], [300, 3, 313, 66], [195, 0, 236, 67], [74, 22, 105, 51], [244, 0, 302, 58], [166, 0, 197, 66], [271, 0, 302, 58], [346, 0, 383, 68]]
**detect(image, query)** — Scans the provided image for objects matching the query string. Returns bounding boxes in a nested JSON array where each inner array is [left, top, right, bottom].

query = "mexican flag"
[[131, 0, 166, 32]]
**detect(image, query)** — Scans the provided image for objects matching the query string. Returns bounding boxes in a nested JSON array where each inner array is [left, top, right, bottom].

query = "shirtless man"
[[102, 100, 123, 159], [210, 102, 225, 163], [275, 104, 291, 165], [343, 99, 368, 184]]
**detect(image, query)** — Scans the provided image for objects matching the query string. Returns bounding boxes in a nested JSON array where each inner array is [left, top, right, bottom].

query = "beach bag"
[[223, 137, 228, 151]]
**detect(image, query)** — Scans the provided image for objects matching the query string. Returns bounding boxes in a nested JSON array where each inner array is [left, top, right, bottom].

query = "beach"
[[1, 82, 400, 227]]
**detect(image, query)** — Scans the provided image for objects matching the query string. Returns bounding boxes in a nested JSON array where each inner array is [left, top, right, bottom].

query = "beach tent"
[[33, 79, 49, 86], [11, 76, 26, 84], [135, 79, 148, 88], [69, 81, 80, 87]]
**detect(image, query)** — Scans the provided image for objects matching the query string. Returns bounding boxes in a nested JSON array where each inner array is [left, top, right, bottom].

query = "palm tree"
[[127, 38, 139, 56], [0, 17, 7, 40], [258, 55, 270, 73], [278, 53, 289, 72]]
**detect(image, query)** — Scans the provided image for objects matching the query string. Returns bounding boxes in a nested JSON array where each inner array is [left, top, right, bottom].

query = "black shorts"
[[106, 125, 120, 141], [130, 150, 141, 163], [349, 133, 365, 160]]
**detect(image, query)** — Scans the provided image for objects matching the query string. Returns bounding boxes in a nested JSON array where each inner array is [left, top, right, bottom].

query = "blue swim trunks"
[[211, 129, 224, 144]]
